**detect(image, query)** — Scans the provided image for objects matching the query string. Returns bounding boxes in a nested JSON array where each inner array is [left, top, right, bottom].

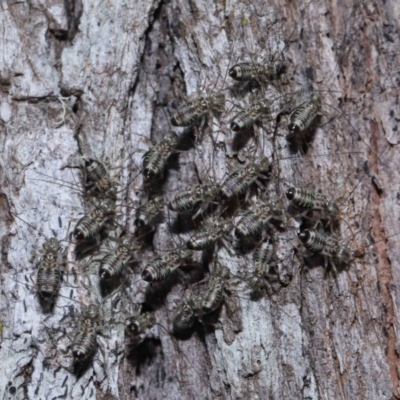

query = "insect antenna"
[[124, 70, 228, 250], [33, 154, 140, 237], [29, 171, 84, 196], [28, 167, 132, 224], [59, 154, 143, 205], [8, 270, 101, 314], [153, 313, 204, 385], [296, 204, 400, 359], [1, 197, 78, 269]]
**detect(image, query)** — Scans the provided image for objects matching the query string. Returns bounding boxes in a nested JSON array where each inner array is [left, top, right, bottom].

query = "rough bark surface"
[[0, 0, 399, 399]]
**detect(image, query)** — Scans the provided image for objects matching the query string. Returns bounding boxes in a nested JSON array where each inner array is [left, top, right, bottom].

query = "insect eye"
[[228, 67, 236, 77], [74, 229, 84, 240], [99, 268, 110, 280], [142, 270, 152, 282], [286, 188, 295, 200], [126, 318, 138, 334], [73, 350, 86, 360], [298, 230, 311, 243]]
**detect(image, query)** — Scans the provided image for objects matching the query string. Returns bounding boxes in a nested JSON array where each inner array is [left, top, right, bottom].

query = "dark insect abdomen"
[[254, 239, 274, 268], [37, 258, 61, 298], [187, 231, 215, 250], [286, 187, 326, 210], [85, 159, 107, 185], [230, 110, 254, 131], [298, 229, 328, 254], [220, 169, 254, 199], [202, 278, 224, 314], [99, 250, 127, 279], [72, 330, 97, 362], [173, 302, 195, 332], [73, 209, 107, 240], [235, 212, 264, 237], [171, 106, 201, 127], [142, 259, 173, 282], [229, 62, 256, 81], [288, 95, 321, 134], [168, 188, 199, 212]]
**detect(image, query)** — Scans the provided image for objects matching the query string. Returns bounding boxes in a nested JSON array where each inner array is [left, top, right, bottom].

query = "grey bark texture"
[[0, 0, 399, 399]]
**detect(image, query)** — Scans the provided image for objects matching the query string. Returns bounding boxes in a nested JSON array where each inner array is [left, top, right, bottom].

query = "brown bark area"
[[0, 0, 399, 399]]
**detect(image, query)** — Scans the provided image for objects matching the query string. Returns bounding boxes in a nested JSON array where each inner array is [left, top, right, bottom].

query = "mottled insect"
[[235, 199, 284, 238], [247, 237, 276, 291], [125, 312, 156, 336], [134, 195, 164, 228], [58, 156, 118, 203], [171, 91, 225, 127], [186, 218, 233, 250], [201, 263, 231, 314], [71, 304, 101, 369], [220, 156, 271, 200], [168, 181, 220, 218], [172, 300, 196, 333], [287, 93, 322, 134], [99, 237, 140, 280], [36, 237, 64, 301], [81, 157, 117, 200], [73, 198, 115, 241], [2, 204, 67, 310], [286, 186, 340, 231], [141, 248, 194, 282], [173, 264, 231, 332], [229, 61, 285, 86], [230, 99, 270, 131], [298, 229, 353, 273], [142, 131, 179, 181]]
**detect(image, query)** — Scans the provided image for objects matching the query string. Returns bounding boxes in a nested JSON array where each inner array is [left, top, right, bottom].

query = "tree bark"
[[1, 0, 400, 399]]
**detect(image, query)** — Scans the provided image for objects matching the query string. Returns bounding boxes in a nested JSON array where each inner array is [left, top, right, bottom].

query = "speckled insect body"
[[125, 313, 156, 336], [286, 186, 340, 231], [82, 158, 116, 200], [172, 301, 196, 333], [235, 199, 284, 238], [134, 195, 164, 228], [73, 198, 115, 241], [71, 304, 101, 372], [230, 99, 270, 131], [187, 292, 205, 318], [171, 91, 225, 127], [171, 101, 200, 127], [220, 157, 270, 200], [36, 238, 63, 301], [173, 264, 230, 332], [247, 238, 276, 291], [84, 158, 107, 186], [298, 229, 352, 273], [201, 263, 231, 314], [141, 248, 194, 282], [288, 93, 322, 134], [99, 238, 140, 280], [186, 218, 233, 250], [229, 61, 285, 87], [168, 181, 220, 218], [142, 131, 179, 181], [286, 186, 328, 210]]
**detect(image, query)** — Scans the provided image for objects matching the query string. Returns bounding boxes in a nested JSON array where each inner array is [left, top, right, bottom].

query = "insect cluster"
[[4, 4, 388, 399]]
